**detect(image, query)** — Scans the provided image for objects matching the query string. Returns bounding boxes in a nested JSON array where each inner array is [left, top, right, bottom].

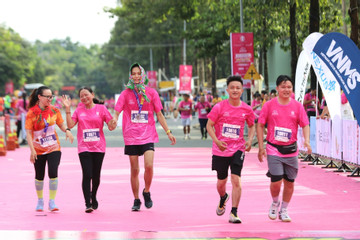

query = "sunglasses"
[[41, 95, 54, 100]]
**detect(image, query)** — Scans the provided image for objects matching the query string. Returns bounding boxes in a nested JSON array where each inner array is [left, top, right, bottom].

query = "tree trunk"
[[164, 47, 170, 77], [211, 56, 217, 96], [290, 1, 297, 83], [342, 0, 348, 36], [262, 9, 269, 90], [349, 0, 359, 46], [263, 47, 268, 91], [309, 0, 320, 90]]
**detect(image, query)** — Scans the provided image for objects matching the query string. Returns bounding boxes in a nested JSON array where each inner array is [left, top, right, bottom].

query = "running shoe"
[[132, 199, 141, 211], [36, 198, 44, 212], [85, 207, 94, 213], [279, 208, 292, 222], [269, 201, 280, 220], [229, 212, 242, 223], [143, 189, 153, 209], [48, 199, 59, 212], [216, 193, 229, 216]]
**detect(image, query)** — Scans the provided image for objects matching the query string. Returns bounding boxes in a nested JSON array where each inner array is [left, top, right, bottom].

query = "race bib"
[[131, 110, 149, 123], [83, 128, 100, 142], [183, 105, 190, 110], [274, 126, 292, 142], [39, 134, 57, 147], [222, 123, 240, 139], [200, 108, 207, 115]]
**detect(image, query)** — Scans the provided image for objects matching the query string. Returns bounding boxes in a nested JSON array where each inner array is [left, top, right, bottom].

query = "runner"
[[194, 94, 211, 140], [206, 75, 256, 223], [109, 62, 176, 211], [25, 86, 74, 212], [178, 93, 192, 139], [257, 75, 312, 222], [62, 87, 114, 213]]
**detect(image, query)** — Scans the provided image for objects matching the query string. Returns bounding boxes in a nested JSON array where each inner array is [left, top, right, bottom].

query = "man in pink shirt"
[[206, 75, 256, 224], [178, 93, 192, 139], [257, 75, 312, 222], [110, 63, 176, 211]]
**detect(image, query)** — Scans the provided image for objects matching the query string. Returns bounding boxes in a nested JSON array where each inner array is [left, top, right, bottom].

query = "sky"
[[0, 0, 118, 46]]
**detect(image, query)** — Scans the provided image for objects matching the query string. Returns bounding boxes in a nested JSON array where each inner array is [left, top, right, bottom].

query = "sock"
[[35, 179, 44, 199], [49, 178, 58, 200], [281, 201, 289, 210], [272, 195, 279, 203], [231, 207, 238, 216]]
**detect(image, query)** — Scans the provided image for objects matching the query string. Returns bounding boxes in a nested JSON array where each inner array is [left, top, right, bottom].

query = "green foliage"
[[0, 25, 44, 94]]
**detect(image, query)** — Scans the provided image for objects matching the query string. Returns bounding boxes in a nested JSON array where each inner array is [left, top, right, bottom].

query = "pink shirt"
[[194, 101, 211, 119], [258, 98, 309, 157], [115, 87, 163, 145], [251, 99, 262, 118], [304, 93, 318, 112], [179, 100, 192, 119], [341, 92, 348, 104], [208, 100, 255, 157], [72, 104, 113, 154]]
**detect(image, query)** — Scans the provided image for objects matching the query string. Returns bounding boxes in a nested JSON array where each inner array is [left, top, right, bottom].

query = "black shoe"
[[92, 198, 98, 210], [20, 140, 27, 145], [85, 203, 93, 213], [143, 189, 153, 209], [132, 199, 141, 211]]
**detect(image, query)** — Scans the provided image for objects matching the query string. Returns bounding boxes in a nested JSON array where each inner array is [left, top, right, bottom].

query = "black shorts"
[[212, 150, 244, 180], [124, 143, 155, 156]]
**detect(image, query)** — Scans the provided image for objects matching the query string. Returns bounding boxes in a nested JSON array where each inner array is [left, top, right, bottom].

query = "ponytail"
[[28, 86, 50, 109]]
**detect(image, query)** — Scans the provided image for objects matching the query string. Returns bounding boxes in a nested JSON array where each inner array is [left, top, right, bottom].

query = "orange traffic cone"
[[6, 132, 16, 151], [13, 130, 19, 148], [0, 135, 6, 156]]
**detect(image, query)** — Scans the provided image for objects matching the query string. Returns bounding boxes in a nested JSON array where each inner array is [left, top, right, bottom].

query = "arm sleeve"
[[114, 92, 125, 113]]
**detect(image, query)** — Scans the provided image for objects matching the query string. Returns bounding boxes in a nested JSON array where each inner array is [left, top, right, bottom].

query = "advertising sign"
[[230, 33, 254, 77]]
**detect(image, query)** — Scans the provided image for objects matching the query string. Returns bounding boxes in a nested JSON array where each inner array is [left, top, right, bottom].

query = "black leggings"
[[79, 152, 105, 206], [199, 118, 208, 137], [34, 151, 61, 180]]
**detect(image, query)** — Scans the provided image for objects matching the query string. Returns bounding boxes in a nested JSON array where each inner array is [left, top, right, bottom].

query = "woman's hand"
[[61, 95, 72, 108]]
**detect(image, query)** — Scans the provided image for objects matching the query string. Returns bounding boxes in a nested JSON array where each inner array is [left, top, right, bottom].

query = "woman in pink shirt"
[[257, 75, 312, 222], [194, 94, 211, 140], [62, 87, 114, 213], [109, 63, 176, 211]]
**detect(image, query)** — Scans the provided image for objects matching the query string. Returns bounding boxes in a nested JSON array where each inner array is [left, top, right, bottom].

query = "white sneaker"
[[187, 134, 191, 139], [184, 134, 188, 140], [279, 208, 291, 222], [268, 202, 280, 220], [229, 212, 242, 223]]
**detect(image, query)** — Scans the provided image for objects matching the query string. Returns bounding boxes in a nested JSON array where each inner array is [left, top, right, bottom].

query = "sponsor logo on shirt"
[[96, 112, 99, 116], [291, 111, 295, 116], [272, 110, 279, 116], [129, 100, 135, 105], [80, 113, 87, 117], [224, 112, 230, 117]]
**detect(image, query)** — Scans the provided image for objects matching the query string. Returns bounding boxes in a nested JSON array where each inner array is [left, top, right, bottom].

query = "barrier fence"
[[298, 116, 360, 177]]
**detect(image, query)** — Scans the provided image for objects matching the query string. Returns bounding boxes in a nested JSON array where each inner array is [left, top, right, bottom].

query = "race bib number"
[[274, 126, 292, 142], [183, 105, 190, 110], [83, 128, 100, 142], [39, 134, 57, 147], [131, 110, 149, 123], [222, 123, 240, 139], [200, 108, 207, 115]]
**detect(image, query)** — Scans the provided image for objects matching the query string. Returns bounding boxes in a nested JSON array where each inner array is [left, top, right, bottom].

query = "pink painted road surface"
[[0, 147, 360, 240]]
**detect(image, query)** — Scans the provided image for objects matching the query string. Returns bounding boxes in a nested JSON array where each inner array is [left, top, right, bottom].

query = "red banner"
[[179, 65, 192, 94], [147, 71, 157, 89], [230, 33, 254, 77]]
